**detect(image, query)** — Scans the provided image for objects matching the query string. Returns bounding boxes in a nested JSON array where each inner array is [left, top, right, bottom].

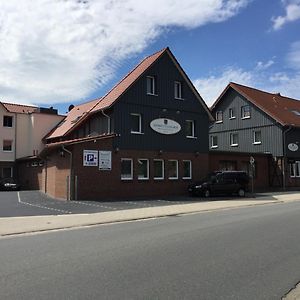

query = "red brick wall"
[[38, 138, 208, 200], [209, 151, 271, 189], [45, 152, 70, 200]]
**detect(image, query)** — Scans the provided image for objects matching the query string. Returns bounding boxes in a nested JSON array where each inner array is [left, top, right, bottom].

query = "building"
[[209, 82, 300, 188], [0, 102, 64, 180], [21, 47, 213, 200]]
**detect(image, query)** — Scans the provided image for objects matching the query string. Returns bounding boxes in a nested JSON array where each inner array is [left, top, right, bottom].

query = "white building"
[[0, 102, 64, 179]]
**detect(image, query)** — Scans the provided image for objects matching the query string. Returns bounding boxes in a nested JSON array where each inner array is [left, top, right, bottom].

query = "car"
[[0, 178, 20, 191], [188, 171, 249, 198]]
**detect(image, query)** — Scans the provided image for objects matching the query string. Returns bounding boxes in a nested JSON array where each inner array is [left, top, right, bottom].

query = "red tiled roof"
[[46, 48, 167, 140], [46, 47, 213, 140], [41, 134, 116, 156], [1, 102, 37, 114], [46, 98, 100, 139], [212, 82, 300, 127]]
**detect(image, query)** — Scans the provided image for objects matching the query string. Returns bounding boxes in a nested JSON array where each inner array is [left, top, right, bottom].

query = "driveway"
[[0, 190, 202, 217]]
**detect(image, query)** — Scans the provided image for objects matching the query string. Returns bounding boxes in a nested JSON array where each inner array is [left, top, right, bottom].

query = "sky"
[[0, 0, 300, 115]]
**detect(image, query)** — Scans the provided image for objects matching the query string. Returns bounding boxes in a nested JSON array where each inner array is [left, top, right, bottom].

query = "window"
[[174, 81, 183, 99], [211, 135, 218, 148], [241, 105, 251, 119], [146, 76, 156, 95], [3, 140, 13, 152], [2, 167, 12, 178], [168, 160, 178, 179], [130, 113, 143, 134], [185, 120, 195, 138], [183, 160, 192, 179], [137, 159, 149, 180], [253, 130, 262, 144], [121, 159, 133, 180], [290, 161, 300, 178], [153, 159, 164, 180], [3, 116, 13, 127], [229, 108, 236, 119], [216, 111, 223, 123], [230, 133, 238, 146]]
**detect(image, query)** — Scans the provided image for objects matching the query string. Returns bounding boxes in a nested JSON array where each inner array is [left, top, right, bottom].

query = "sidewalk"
[[1, 192, 299, 237]]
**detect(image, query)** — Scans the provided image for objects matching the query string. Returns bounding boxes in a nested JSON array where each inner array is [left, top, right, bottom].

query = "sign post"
[[250, 156, 255, 196]]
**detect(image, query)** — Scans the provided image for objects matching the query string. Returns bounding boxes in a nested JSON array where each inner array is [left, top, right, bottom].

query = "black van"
[[188, 171, 249, 197]]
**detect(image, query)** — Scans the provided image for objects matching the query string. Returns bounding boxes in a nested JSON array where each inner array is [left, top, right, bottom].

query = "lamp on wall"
[[195, 151, 200, 157], [159, 149, 163, 155], [115, 147, 120, 153]]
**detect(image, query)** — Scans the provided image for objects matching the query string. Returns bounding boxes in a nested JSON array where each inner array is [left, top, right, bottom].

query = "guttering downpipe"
[[62, 145, 73, 201], [101, 109, 111, 134], [282, 125, 292, 190]]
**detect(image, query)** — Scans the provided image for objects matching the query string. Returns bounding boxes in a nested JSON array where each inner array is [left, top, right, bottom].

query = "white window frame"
[[153, 159, 164, 180], [146, 76, 156, 95], [241, 105, 251, 119], [168, 160, 178, 180], [174, 81, 183, 100], [130, 113, 143, 134], [211, 135, 218, 148], [253, 130, 262, 145], [182, 160, 192, 179], [3, 115, 13, 128], [121, 158, 133, 180], [186, 120, 196, 138], [2, 140, 13, 152], [215, 111, 223, 123], [230, 133, 238, 147], [137, 159, 149, 180], [229, 108, 236, 119], [290, 161, 300, 178]]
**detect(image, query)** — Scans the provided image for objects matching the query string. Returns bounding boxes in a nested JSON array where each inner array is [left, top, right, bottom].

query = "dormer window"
[[146, 76, 156, 95], [174, 81, 183, 99], [216, 111, 223, 123], [241, 105, 251, 119]]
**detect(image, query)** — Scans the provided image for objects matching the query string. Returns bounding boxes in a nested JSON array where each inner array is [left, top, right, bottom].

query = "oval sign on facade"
[[150, 118, 181, 135], [288, 143, 299, 152]]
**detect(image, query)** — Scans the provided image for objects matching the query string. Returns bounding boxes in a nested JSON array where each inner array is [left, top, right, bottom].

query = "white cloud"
[[193, 68, 254, 106], [272, 0, 300, 30], [255, 60, 275, 70], [0, 0, 249, 105], [193, 44, 300, 106], [287, 41, 300, 69]]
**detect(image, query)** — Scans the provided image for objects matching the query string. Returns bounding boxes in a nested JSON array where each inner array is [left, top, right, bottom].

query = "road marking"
[[74, 201, 119, 210], [17, 192, 72, 214]]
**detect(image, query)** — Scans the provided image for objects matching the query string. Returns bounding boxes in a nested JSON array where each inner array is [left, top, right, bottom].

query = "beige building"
[[0, 102, 64, 179]]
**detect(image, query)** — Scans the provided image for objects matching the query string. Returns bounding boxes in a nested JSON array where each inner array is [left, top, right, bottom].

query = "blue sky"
[[0, 0, 300, 114]]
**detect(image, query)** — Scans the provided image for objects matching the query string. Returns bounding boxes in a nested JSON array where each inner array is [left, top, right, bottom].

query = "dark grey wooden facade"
[[69, 52, 210, 153], [209, 88, 283, 157]]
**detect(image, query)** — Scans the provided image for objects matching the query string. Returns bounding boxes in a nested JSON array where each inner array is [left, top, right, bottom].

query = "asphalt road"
[[0, 191, 200, 217], [1, 201, 300, 299]]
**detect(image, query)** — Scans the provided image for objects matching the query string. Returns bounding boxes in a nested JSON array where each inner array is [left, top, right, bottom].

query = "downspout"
[[14, 113, 17, 178], [62, 145, 73, 201], [282, 126, 292, 190], [101, 109, 111, 134]]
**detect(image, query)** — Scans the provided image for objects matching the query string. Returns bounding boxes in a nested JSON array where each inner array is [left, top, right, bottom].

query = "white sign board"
[[288, 143, 299, 152], [150, 118, 181, 135], [99, 151, 112, 170], [83, 150, 98, 166]]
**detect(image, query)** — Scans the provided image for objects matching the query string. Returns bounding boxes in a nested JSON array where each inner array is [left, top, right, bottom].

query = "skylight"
[[291, 110, 300, 116]]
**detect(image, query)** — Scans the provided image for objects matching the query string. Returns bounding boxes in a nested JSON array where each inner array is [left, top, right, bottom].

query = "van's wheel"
[[204, 189, 210, 198], [238, 188, 245, 197]]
